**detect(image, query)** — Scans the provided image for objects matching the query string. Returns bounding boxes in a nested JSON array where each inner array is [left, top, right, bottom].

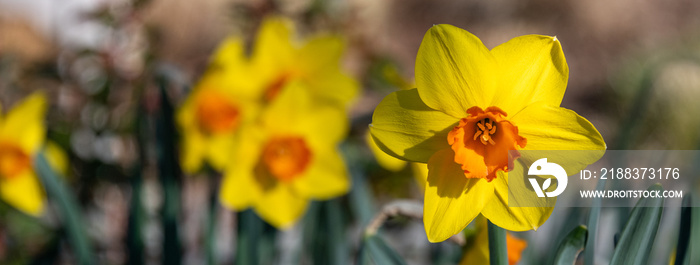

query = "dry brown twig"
[[364, 199, 465, 246]]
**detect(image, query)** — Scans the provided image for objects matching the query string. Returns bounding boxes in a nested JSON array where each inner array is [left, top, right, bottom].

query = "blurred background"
[[2, 0, 700, 264]]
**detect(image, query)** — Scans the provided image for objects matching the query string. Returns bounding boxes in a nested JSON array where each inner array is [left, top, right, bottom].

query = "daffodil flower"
[[177, 51, 261, 173], [177, 16, 358, 174], [219, 83, 350, 228], [370, 25, 606, 242], [248, 17, 359, 106], [0, 93, 48, 216]]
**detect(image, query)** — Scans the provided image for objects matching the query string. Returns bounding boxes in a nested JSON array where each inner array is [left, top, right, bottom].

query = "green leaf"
[[584, 177, 606, 265], [155, 74, 183, 265], [610, 184, 665, 265], [674, 195, 691, 265], [236, 210, 265, 265], [553, 225, 587, 265], [34, 153, 96, 265], [357, 234, 407, 265], [309, 200, 349, 265]]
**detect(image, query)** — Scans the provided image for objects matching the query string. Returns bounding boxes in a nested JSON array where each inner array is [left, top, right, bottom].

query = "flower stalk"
[[487, 220, 507, 265]]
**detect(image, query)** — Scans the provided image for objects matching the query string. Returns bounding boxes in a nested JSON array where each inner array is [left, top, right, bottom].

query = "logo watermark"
[[527, 158, 567, 198], [507, 150, 699, 208]]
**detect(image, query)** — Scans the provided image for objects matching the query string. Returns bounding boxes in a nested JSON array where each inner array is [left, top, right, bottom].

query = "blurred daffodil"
[[0, 93, 47, 216], [219, 84, 350, 228], [460, 217, 527, 265], [370, 25, 606, 242], [177, 62, 260, 173], [178, 16, 358, 174], [248, 16, 359, 106]]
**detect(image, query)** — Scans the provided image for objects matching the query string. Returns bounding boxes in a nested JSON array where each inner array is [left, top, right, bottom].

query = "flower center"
[[262, 136, 312, 182], [447, 106, 527, 181], [0, 142, 31, 179], [474, 118, 497, 145], [196, 90, 241, 134]]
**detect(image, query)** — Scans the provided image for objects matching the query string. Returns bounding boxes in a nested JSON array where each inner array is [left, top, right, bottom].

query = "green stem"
[[34, 153, 96, 265], [236, 210, 263, 265], [126, 172, 144, 265], [205, 177, 217, 265], [155, 74, 183, 265], [487, 220, 507, 265], [126, 105, 147, 265]]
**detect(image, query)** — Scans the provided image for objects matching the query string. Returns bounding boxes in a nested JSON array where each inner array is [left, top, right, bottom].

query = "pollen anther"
[[474, 119, 496, 145]]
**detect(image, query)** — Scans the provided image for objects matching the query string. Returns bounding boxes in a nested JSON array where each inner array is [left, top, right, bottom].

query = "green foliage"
[[553, 225, 587, 265], [358, 234, 407, 265], [34, 153, 96, 265], [610, 184, 665, 265]]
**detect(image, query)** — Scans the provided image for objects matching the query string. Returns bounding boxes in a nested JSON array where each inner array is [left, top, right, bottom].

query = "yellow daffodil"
[[177, 16, 358, 173], [248, 16, 359, 106], [460, 217, 527, 265], [370, 25, 606, 242], [219, 83, 350, 228], [176, 49, 260, 173], [0, 93, 47, 216]]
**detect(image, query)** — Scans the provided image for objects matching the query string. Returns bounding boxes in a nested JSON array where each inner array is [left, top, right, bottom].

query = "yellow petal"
[[481, 162, 554, 231], [261, 81, 348, 146], [260, 81, 312, 134], [305, 70, 359, 107], [205, 39, 263, 99], [366, 132, 407, 172], [415, 24, 497, 118], [179, 130, 206, 174], [291, 147, 349, 199], [175, 92, 197, 131], [424, 148, 494, 242], [251, 16, 295, 82], [219, 126, 265, 209], [0, 92, 47, 154], [0, 171, 44, 216], [298, 36, 345, 76], [297, 36, 359, 105], [512, 103, 606, 172], [370, 88, 456, 163], [298, 102, 349, 147], [254, 184, 308, 229], [45, 141, 69, 176], [206, 134, 236, 172], [490, 35, 568, 116], [210, 37, 247, 70], [219, 162, 262, 210]]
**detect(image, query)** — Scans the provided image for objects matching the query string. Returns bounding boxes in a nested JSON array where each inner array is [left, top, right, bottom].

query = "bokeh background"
[[2, 0, 700, 264]]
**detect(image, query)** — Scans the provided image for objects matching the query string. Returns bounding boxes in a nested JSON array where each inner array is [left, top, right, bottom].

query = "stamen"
[[480, 134, 489, 145], [473, 118, 498, 146], [473, 130, 483, 140]]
